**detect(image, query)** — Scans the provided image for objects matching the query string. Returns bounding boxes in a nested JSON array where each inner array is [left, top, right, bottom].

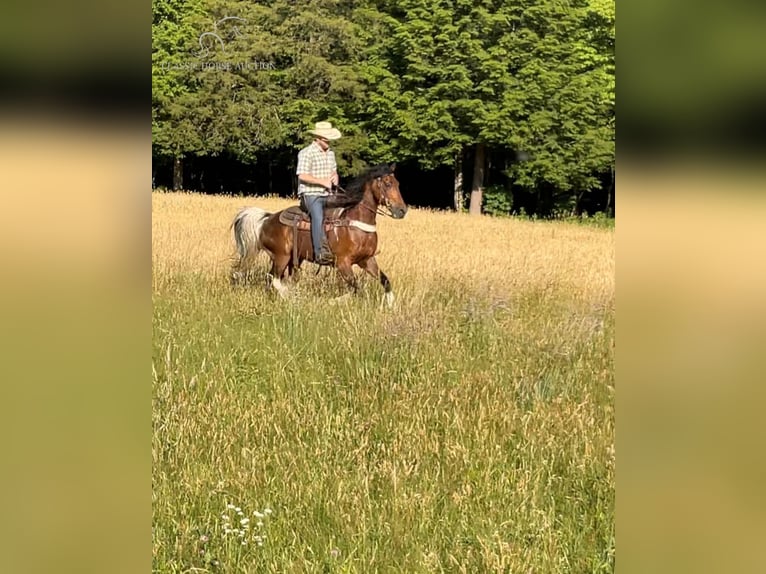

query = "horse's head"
[[373, 163, 408, 219]]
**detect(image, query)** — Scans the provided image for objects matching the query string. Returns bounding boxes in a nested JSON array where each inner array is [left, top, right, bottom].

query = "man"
[[296, 121, 341, 264]]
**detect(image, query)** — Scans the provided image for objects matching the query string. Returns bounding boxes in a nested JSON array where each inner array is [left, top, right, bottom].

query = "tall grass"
[[152, 192, 615, 573]]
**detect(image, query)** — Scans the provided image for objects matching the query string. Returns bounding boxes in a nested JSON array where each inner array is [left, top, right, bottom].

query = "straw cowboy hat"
[[309, 121, 342, 140]]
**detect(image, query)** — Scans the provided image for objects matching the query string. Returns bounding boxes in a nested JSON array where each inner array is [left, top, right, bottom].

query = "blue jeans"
[[301, 194, 328, 257]]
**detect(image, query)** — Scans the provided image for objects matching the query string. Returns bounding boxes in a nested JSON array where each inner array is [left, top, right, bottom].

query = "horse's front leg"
[[335, 258, 358, 295], [360, 257, 394, 309]]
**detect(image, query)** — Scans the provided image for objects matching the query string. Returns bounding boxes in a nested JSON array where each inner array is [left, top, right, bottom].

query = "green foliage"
[[564, 211, 615, 229], [511, 210, 615, 228], [482, 184, 513, 216]]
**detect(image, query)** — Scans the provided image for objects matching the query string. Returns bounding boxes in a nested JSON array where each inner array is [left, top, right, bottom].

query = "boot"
[[315, 240, 334, 265]]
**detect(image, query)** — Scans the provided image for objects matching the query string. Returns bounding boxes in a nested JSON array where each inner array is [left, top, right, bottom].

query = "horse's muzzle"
[[391, 206, 408, 219]]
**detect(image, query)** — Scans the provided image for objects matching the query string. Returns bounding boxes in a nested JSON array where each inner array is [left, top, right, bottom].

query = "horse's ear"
[[389, 162, 397, 172]]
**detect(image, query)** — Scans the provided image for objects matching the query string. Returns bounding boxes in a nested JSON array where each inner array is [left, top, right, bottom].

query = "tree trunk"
[[607, 187, 614, 217], [268, 157, 273, 196], [606, 165, 615, 217], [469, 143, 485, 215], [574, 191, 584, 216], [172, 156, 183, 190], [453, 149, 464, 211]]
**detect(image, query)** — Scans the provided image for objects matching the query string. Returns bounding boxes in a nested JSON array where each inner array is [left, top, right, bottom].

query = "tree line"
[[152, 0, 614, 217]]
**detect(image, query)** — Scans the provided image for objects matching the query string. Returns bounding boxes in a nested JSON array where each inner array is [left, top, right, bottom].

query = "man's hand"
[[330, 172, 339, 186], [299, 174, 334, 189]]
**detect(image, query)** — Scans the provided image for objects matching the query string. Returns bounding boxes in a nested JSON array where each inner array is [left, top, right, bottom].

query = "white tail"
[[231, 207, 271, 279]]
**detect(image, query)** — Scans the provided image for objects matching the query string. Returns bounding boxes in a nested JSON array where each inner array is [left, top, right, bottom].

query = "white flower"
[[264, 508, 272, 515], [254, 535, 262, 543], [253, 511, 264, 518], [241, 540, 247, 545], [235, 507, 242, 513], [226, 504, 235, 510], [222, 514, 229, 520], [240, 518, 250, 525], [257, 521, 263, 528]]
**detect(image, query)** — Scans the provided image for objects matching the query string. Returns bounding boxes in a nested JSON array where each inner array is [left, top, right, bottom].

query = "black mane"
[[329, 164, 392, 207]]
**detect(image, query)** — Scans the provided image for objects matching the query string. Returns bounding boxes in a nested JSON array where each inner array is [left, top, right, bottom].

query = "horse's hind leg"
[[269, 254, 291, 298], [360, 257, 394, 308]]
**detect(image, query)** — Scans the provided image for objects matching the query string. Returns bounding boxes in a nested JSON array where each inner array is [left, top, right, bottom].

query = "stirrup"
[[315, 253, 334, 265]]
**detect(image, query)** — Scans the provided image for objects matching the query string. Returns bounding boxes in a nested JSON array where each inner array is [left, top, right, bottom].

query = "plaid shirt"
[[296, 141, 337, 196]]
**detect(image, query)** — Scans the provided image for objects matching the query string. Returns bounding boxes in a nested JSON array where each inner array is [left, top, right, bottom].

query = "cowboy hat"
[[309, 121, 342, 140]]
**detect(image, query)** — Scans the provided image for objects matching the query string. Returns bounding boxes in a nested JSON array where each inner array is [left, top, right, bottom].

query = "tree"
[[152, 0, 207, 189], [491, 0, 615, 214], [153, 0, 370, 189], [354, 0, 475, 204], [355, 0, 517, 213]]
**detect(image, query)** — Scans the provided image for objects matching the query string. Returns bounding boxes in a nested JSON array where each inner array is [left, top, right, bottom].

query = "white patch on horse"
[[272, 277, 289, 298], [349, 220, 376, 233]]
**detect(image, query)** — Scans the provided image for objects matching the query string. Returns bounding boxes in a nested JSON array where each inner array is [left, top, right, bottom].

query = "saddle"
[[279, 203, 377, 267], [278, 205, 346, 232]]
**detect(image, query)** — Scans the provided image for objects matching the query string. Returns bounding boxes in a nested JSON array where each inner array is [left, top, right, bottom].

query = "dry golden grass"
[[152, 192, 613, 301], [152, 191, 614, 573]]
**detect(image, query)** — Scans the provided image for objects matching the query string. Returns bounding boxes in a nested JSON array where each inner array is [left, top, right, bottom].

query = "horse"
[[231, 163, 408, 305]]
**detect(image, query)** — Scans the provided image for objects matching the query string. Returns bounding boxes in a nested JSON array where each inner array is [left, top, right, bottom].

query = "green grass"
[[152, 270, 614, 573]]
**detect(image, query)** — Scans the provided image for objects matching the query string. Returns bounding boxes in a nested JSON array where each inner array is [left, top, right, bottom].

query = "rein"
[[333, 184, 395, 218]]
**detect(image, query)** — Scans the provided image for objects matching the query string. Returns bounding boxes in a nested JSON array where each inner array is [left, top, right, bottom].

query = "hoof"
[[269, 277, 289, 299]]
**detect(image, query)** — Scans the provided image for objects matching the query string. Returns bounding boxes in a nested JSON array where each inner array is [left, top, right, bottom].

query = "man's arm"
[[298, 173, 332, 189]]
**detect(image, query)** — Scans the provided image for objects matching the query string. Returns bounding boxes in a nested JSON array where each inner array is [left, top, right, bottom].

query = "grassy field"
[[152, 191, 615, 573]]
